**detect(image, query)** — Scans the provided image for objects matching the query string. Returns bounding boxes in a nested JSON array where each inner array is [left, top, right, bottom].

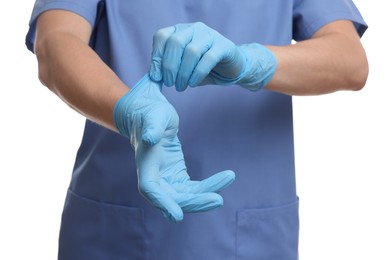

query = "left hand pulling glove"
[[149, 22, 277, 92], [114, 74, 235, 222]]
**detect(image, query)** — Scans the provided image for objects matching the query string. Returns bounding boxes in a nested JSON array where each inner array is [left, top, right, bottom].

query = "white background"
[[1, 1, 387, 259]]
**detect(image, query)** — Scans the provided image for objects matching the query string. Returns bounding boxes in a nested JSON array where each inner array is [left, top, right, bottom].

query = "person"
[[25, 0, 368, 259]]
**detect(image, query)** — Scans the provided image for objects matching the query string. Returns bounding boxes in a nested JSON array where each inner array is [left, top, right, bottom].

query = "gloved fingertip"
[[200, 193, 224, 211], [224, 170, 236, 183], [164, 78, 173, 88], [172, 212, 184, 222], [194, 170, 236, 194], [176, 83, 187, 92], [142, 128, 164, 146], [150, 64, 162, 82], [141, 134, 157, 146], [188, 78, 196, 88], [162, 208, 184, 222], [210, 193, 224, 207]]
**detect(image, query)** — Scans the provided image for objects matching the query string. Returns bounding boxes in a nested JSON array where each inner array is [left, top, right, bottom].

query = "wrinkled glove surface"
[[150, 22, 277, 91], [114, 74, 235, 222]]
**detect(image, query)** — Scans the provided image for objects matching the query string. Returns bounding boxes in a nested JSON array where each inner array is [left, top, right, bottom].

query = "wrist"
[[237, 43, 278, 91]]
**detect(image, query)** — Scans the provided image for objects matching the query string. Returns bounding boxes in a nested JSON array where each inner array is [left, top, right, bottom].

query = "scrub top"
[[26, 1, 367, 259]]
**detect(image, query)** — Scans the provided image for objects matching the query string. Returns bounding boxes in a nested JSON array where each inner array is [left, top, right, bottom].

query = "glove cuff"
[[237, 43, 278, 91], [113, 90, 131, 138], [113, 74, 151, 139]]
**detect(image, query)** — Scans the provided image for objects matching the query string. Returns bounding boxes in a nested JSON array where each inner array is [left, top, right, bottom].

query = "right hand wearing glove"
[[113, 74, 235, 222], [149, 22, 277, 92]]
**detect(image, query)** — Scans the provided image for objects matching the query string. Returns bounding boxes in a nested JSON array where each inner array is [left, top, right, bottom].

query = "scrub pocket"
[[236, 199, 299, 260], [58, 189, 146, 260]]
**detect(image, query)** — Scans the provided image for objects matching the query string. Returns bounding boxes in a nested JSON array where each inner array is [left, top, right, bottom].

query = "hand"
[[149, 22, 277, 91], [113, 74, 235, 221]]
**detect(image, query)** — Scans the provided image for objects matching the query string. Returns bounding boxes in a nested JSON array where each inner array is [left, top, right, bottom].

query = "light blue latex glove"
[[114, 74, 235, 222], [149, 22, 277, 92]]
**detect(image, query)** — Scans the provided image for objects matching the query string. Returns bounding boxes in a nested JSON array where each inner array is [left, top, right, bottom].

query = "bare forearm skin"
[[266, 20, 368, 96], [35, 11, 128, 132]]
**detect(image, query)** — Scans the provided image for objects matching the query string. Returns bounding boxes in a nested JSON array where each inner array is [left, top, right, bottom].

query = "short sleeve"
[[293, 0, 367, 41], [25, 0, 101, 53]]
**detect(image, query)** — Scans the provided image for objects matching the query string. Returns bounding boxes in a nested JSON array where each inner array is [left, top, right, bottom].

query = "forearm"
[[265, 21, 368, 96], [35, 12, 128, 132]]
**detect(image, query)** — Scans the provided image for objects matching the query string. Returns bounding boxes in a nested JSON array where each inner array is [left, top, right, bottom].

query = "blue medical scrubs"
[[26, 1, 367, 259]]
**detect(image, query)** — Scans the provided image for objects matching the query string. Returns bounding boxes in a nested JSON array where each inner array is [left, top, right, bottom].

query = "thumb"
[[141, 103, 176, 146], [142, 102, 179, 147], [141, 118, 166, 146]]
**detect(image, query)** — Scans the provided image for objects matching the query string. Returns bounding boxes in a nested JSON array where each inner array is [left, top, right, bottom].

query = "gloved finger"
[[161, 24, 194, 87], [137, 147, 184, 222], [188, 44, 229, 87], [150, 26, 176, 82], [172, 192, 224, 213], [176, 170, 236, 194], [176, 31, 213, 92], [140, 182, 184, 222]]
